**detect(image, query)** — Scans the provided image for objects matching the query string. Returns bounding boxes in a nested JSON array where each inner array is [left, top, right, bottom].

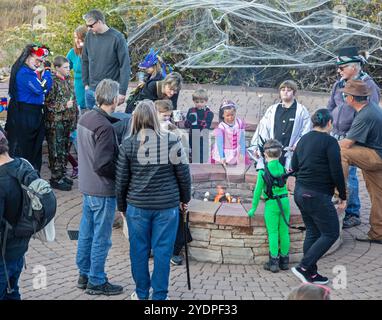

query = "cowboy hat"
[[340, 79, 371, 96]]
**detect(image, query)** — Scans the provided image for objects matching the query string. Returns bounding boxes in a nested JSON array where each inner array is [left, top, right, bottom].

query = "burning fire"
[[212, 186, 240, 203]]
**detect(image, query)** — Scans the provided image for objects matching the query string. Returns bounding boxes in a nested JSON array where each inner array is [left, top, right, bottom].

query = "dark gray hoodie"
[[327, 72, 380, 136]]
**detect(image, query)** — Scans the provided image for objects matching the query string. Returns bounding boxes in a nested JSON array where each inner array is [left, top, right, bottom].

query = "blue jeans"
[[70, 130, 77, 152], [0, 256, 24, 300], [345, 166, 361, 217], [294, 184, 339, 274], [76, 195, 116, 285], [85, 88, 96, 109], [126, 204, 179, 300]]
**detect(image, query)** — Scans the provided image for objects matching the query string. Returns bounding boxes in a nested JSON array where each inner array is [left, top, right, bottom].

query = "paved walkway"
[[2, 81, 382, 299], [18, 158, 382, 300]]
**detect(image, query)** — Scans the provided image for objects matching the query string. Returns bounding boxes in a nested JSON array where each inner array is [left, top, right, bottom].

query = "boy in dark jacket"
[[44, 56, 78, 191], [184, 88, 214, 163]]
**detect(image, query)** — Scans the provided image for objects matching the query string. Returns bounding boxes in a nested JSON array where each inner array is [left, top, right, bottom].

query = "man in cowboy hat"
[[339, 80, 382, 244], [327, 46, 380, 229]]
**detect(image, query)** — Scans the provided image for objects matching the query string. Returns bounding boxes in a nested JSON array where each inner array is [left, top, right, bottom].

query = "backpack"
[[261, 163, 305, 231], [0, 158, 56, 294], [262, 164, 291, 200], [5, 158, 57, 238]]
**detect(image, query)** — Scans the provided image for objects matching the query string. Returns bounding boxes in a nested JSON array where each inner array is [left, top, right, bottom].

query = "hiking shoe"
[[63, 176, 73, 185], [264, 255, 280, 273], [50, 178, 72, 191], [70, 167, 78, 179], [170, 255, 183, 266], [85, 281, 124, 296], [355, 235, 382, 244], [343, 216, 361, 229], [279, 255, 289, 270], [113, 214, 124, 229], [311, 273, 329, 285], [77, 275, 88, 289], [291, 266, 312, 283]]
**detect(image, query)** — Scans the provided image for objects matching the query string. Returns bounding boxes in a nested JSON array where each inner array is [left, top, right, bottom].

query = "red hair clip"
[[31, 45, 49, 58]]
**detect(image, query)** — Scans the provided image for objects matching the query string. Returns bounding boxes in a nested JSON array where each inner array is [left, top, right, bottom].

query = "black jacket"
[[115, 132, 191, 211], [0, 158, 30, 261]]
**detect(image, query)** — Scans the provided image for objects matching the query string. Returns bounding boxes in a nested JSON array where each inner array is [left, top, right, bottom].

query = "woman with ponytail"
[[290, 108, 347, 285]]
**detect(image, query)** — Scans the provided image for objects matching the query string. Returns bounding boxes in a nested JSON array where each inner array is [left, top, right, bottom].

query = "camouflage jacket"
[[45, 73, 78, 130]]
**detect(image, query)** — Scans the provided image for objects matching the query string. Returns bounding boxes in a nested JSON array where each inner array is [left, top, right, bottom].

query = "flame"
[[213, 185, 240, 203]]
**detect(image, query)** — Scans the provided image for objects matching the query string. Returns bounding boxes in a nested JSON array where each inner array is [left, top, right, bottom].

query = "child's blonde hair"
[[192, 88, 208, 102], [287, 283, 331, 300], [155, 99, 173, 113]]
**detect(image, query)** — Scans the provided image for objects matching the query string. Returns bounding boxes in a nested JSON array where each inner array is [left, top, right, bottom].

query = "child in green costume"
[[247, 139, 290, 273]]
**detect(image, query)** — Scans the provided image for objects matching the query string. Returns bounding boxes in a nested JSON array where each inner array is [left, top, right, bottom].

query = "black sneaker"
[[85, 281, 124, 296], [63, 176, 73, 185], [311, 273, 329, 285], [291, 266, 312, 283], [343, 216, 361, 229], [170, 255, 183, 266], [77, 275, 88, 289], [50, 178, 72, 191]]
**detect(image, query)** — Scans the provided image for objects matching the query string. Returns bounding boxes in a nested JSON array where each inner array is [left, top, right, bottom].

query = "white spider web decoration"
[[113, 0, 382, 70]]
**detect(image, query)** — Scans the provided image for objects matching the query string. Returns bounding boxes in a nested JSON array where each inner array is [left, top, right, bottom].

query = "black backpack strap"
[[274, 195, 306, 232], [262, 164, 275, 199], [1, 220, 15, 294]]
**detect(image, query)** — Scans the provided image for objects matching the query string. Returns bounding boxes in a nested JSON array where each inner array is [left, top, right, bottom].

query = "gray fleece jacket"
[[327, 72, 380, 136]]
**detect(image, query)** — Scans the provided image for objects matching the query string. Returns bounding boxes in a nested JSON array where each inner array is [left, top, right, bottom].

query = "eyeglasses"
[[86, 20, 98, 28], [338, 65, 350, 71]]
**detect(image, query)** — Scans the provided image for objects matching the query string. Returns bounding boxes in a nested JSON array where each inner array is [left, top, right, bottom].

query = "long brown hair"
[[129, 100, 164, 143], [74, 25, 87, 56]]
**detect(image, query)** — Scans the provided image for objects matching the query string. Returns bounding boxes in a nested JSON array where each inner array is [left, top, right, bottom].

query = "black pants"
[[6, 101, 45, 172], [294, 183, 339, 274], [173, 211, 192, 256]]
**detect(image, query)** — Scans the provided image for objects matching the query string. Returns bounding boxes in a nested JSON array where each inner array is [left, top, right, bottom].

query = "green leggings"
[[264, 198, 290, 257]]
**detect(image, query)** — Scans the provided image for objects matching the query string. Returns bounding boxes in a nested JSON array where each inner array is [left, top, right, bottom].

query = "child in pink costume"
[[211, 100, 250, 165]]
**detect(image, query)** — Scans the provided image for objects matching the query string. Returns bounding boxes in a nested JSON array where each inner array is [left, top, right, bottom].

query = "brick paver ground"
[[17, 158, 382, 300], [2, 81, 381, 300]]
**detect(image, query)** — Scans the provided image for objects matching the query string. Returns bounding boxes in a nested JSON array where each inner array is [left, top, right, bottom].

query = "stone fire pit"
[[121, 162, 344, 265], [187, 163, 344, 265]]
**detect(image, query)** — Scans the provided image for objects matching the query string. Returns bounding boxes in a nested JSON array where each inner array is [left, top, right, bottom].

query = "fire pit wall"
[[188, 163, 344, 265]]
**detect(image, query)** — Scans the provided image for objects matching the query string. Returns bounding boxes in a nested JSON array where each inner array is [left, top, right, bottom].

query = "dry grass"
[[0, 0, 69, 67], [0, 0, 67, 31]]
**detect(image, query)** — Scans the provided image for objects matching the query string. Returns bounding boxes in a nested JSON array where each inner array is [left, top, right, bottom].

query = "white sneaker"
[[131, 292, 139, 300]]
